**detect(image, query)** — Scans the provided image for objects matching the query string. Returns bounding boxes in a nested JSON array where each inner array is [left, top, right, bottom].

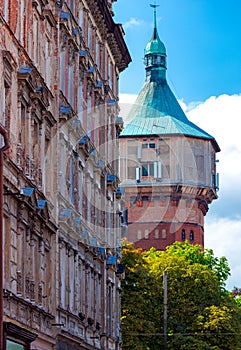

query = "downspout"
[[0, 124, 10, 349]]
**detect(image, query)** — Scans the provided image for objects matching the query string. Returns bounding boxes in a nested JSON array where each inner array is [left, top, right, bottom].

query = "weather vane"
[[150, 3, 159, 30], [150, 3, 160, 9]]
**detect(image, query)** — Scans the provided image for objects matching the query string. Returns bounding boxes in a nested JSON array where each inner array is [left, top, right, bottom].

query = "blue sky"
[[114, 0, 241, 103], [114, 1, 241, 289]]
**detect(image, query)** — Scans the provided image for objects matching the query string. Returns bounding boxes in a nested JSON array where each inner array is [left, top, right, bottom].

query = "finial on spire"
[[150, 3, 159, 38]]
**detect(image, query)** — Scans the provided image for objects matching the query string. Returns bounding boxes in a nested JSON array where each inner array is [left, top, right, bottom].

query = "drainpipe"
[[0, 124, 10, 349]]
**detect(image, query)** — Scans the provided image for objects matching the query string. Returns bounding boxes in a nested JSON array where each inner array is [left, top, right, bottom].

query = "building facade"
[[0, 0, 130, 349], [119, 6, 220, 251]]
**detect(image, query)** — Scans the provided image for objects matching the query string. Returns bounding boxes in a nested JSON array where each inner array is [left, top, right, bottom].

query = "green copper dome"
[[145, 25, 166, 56]]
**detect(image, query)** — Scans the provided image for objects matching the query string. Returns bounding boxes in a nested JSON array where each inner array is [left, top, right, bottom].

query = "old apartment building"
[[0, 0, 130, 349]]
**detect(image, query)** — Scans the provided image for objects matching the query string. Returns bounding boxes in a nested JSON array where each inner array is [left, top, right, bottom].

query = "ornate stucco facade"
[[0, 1, 130, 349], [119, 6, 220, 251]]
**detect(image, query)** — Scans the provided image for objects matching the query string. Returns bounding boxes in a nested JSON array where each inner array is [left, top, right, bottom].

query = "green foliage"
[[168, 335, 220, 350], [121, 240, 241, 350], [163, 241, 231, 286], [121, 241, 161, 349]]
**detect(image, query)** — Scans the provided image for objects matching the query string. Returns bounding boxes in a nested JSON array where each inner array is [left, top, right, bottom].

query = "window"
[[3, 0, 8, 21], [88, 26, 92, 50], [59, 50, 66, 93], [142, 164, 148, 176], [127, 166, 135, 179], [162, 229, 167, 239], [154, 229, 159, 239], [144, 229, 149, 239], [78, 6, 83, 29], [95, 41, 99, 66], [107, 285, 112, 335], [181, 229, 186, 241], [196, 155, 204, 182], [137, 230, 142, 240], [190, 230, 194, 241], [7, 340, 25, 350], [128, 141, 138, 158], [149, 163, 154, 176], [68, 64, 74, 107], [78, 260, 83, 309], [152, 55, 158, 65], [69, 254, 75, 310], [161, 56, 166, 66], [78, 83, 83, 123], [141, 142, 156, 161], [108, 60, 113, 89], [19, 103, 27, 144], [3, 81, 10, 127], [60, 246, 66, 307], [145, 55, 152, 66], [142, 163, 154, 177], [3, 52, 13, 128], [44, 36, 51, 87], [19, 1, 26, 44], [32, 117, 39, 161], [95, 275, 101, 321], [127, 160, 137, 180], [33, 14, 39, 62]]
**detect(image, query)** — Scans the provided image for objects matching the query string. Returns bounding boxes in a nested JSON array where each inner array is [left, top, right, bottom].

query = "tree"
[[161, 240, 230, 287], [121, 241, 160, 349], [121, 241, 241, 350]]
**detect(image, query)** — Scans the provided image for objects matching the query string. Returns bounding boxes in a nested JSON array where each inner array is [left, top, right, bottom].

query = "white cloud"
[[123, 18, 144, 30], [184, 94, 241, 151], [119, 93, 137, 118], [186, 94, 241, 289], [119, 93, 241, 289], [205, 216, 241, 290], [185, 94, 241, 220]]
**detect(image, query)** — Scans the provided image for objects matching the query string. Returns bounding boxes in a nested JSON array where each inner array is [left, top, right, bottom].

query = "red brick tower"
[[119, 5, 220, 250]]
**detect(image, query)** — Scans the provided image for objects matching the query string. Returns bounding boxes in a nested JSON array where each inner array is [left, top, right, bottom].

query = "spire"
[[145, 4, 167, 75], [150, 4, 159, 40]]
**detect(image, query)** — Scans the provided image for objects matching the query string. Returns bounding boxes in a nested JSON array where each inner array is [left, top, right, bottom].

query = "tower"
[[119, 5, 220, 250]]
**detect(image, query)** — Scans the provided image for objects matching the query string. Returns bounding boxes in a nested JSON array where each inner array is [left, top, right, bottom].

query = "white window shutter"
[[154, 162, 157, 178], [136, 167, 140, 182], [157, 161, 162, 178]]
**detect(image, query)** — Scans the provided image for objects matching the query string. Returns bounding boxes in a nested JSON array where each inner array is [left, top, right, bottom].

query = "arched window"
[[190, 230, 194, 241], [161, 229, 166, 239], [154, 229, 159, 239], [181, 229, 186, 241], [144, 229, 149, 239], [137, 230, 142, 240]]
